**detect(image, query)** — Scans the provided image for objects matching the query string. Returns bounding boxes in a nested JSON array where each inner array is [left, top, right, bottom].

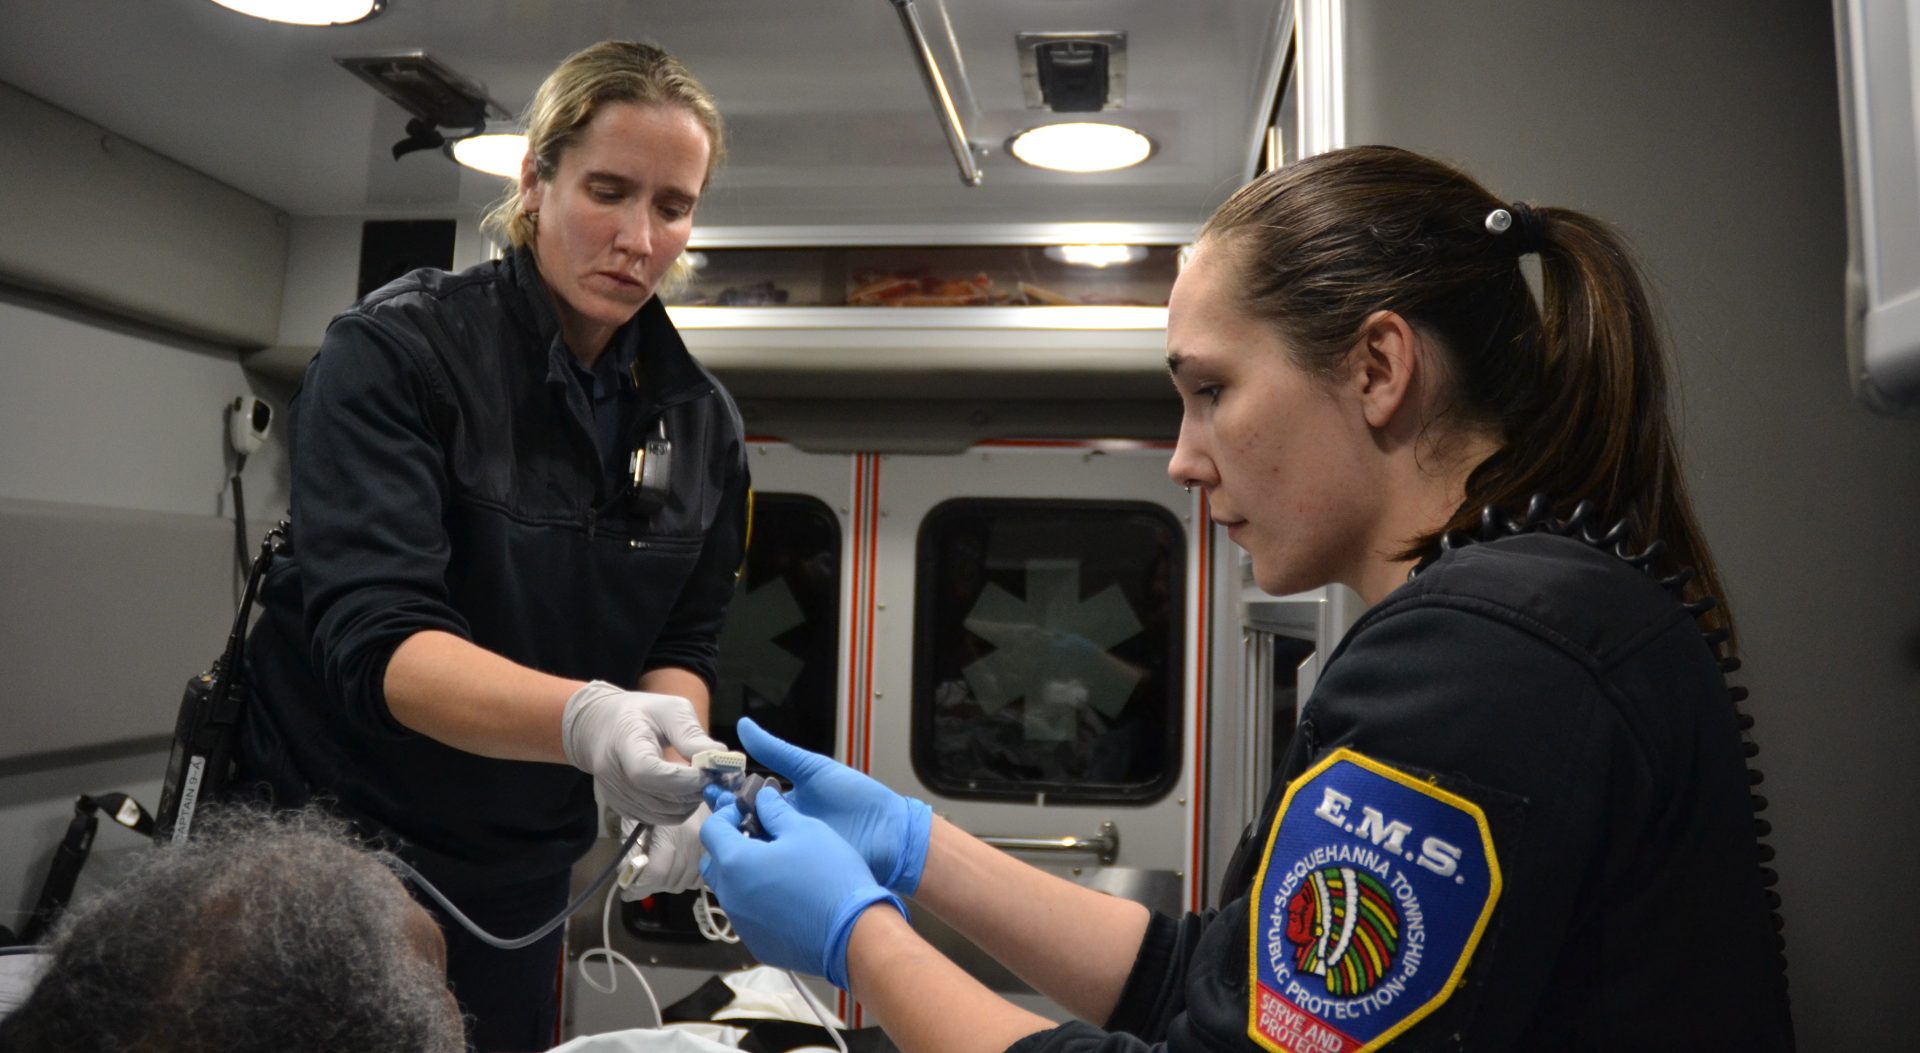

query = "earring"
[[1183, 485, 1193, 494]]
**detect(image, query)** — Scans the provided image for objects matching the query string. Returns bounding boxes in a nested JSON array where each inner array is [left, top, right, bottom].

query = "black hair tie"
[[1484, 202, 1547, 255]]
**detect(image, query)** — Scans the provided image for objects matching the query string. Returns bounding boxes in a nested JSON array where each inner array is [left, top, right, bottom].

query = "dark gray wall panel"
[[0, 498, 234, 762], [0, 83, 286, 349]]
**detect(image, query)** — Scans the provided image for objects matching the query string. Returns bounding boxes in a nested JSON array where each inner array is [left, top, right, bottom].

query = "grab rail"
[[978, 821, 1119, 866], [888, 0, 984, 186]]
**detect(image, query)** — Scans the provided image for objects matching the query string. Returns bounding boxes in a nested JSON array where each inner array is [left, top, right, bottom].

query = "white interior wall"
[[249, 213, 491, 381], [0, 285, 291, 936], [271, 213, 492, 350], [1343, 0, 1920, 1044], [0, 82, 287, 349], [272, 216, 365, 353], [0, 292, 289, 517]]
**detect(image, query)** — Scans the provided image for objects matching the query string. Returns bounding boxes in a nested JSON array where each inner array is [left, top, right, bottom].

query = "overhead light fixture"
[[448, 132, 527, 178], [1009, 123, 1153, 173], [1044, 244, 1147, 268], [1017, 31, 1127, 113], [336, 52, 513, 160], [209, 0, 384, 25]]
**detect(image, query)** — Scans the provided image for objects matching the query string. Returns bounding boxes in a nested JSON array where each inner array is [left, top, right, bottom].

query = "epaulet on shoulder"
[[1425, 497, 1699, 596], [1414, 496, 1707, 614], [353, 264, 498, 316]]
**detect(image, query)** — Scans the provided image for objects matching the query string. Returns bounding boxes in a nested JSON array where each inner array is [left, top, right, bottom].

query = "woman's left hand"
[[619, 806, 708, 900], [698, 786, 905, 989]]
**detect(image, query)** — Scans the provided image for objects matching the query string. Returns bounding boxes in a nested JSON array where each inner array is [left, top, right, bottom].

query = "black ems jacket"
[[239, 247, 748, 887], [1016, 530, 1792, 1052]]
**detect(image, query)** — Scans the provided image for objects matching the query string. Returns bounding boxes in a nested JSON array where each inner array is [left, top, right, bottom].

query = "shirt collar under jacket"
[[500, 245, 713, 411]]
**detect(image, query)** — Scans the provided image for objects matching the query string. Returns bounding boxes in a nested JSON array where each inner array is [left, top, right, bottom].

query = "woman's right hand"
[[718, 717, 933, 896], [561, 680, 723, 826], [699, 787, 904, 990]]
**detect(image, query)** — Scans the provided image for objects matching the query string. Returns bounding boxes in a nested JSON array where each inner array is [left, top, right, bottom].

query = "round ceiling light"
[[449, 133, 529, 178], [1008, 122, 1154, 174], [207, 0, 384, 26]]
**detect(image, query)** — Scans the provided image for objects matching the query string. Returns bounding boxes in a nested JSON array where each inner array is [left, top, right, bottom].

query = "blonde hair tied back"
[[480, 40, 724, 251]]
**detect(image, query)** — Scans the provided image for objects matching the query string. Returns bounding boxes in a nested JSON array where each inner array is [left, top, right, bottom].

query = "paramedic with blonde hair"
[[235, 40, 746, 1050]]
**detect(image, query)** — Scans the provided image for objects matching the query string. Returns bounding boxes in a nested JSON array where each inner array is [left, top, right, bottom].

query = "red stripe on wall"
[[860, 456, 881, 775], [845, 454, 867, 766], [851, 455, 885, 1030]]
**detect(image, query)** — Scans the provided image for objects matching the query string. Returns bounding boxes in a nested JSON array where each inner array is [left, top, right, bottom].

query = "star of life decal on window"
[[1247, 749, 1501, 1053]]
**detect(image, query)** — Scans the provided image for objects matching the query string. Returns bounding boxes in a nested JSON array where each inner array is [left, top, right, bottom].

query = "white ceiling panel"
[[0, 0, 1290, 227]]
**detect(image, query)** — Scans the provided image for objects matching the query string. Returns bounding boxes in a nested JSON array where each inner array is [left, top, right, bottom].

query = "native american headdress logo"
[[1285, 865, 1403, 996]]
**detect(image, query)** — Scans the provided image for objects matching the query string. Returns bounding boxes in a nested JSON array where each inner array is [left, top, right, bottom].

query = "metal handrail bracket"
[[888, 0, 984, 186]]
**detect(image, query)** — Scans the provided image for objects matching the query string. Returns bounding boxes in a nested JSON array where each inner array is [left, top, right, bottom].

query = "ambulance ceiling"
[[0, 0, 1291, 229]]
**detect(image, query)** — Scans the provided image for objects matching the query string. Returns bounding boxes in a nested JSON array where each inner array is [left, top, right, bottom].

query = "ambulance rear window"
[[911, 499, 1184, 803], [710, 492, 840, 761]]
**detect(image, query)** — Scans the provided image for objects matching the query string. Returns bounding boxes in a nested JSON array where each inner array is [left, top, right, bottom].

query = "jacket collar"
[[502, 246, 713, 409]]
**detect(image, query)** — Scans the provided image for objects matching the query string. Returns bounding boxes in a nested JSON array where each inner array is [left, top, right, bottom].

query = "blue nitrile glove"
[[698, 786, 905, 990], [710, 717, 933, 896]]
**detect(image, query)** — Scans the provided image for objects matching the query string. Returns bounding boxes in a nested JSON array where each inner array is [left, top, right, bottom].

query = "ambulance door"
[[706, 442, 855, 761], [852, 443, 1210, 1006], [1205, 581, 1363, 895]]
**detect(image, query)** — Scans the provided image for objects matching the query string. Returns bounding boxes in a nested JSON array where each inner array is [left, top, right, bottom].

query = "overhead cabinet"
[[667, 227, 1184, 411]]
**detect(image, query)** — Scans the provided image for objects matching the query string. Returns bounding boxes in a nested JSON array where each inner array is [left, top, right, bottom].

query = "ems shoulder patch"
[[1247, 748, 1501, 1053]]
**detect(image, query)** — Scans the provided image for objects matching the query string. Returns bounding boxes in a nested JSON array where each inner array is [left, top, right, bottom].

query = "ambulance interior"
[[1, 1, 1916, 1048]]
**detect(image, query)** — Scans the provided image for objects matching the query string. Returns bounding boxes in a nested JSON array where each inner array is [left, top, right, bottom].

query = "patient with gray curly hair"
[[0, 806, 465, 1052]]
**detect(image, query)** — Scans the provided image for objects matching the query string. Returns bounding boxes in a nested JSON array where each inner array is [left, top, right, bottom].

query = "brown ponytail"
[[1200, 145, 1733, 648]]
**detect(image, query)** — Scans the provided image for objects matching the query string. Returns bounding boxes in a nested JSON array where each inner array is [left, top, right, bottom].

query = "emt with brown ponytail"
[[691, 145, 1794, 1053]]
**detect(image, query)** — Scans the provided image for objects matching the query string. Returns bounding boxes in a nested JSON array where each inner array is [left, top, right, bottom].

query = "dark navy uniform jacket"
[[237, 247, 749, 888], [1015, 531, 1793, 1052]]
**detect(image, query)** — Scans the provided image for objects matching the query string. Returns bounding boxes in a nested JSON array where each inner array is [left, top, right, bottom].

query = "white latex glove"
[[561, 680, 725, 826], [618, 805, 709, 900]]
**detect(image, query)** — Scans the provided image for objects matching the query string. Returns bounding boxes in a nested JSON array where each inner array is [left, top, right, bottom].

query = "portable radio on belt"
[[629, 417, 672, 514], [152, 521, 286, 844]]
